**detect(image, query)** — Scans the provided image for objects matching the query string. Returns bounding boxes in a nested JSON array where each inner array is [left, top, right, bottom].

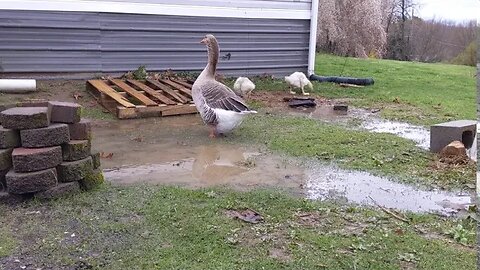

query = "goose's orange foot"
[[209, 126, 217, 138]]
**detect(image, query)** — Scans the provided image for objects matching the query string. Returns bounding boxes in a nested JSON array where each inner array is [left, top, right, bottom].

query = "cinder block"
[[0, 126, 20, 149], [35, 182, 80, 200], [12, 146, 62, 173], [430, 120, 477, 153], [6, 168, 57, 194], [49, 101, 82, 124], [68, 119, 92, 140], [62, 140, 91, 161], [57, 156, 93, 183], [0, 107, 50, 130], [20, 123, 70, 148]]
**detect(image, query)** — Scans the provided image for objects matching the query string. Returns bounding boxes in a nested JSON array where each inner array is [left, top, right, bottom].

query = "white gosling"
[[284, 72, 313, 96], [192, 34, 257, 138], [233, 77, 255, 98]]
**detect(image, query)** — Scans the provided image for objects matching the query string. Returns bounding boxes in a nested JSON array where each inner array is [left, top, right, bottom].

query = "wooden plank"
[[172, 79, 193, 89], [160, 79, 192, 98], [146, 79, 187, 103], [126, 80, 177, 105], [161, 104, 198, 116], [87, 80, 135, 108], [117, 105, 167, 119], [109, 79, 157, 106]]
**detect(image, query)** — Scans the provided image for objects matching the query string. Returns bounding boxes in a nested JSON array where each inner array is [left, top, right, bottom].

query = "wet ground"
[[92, 115, 474, 216]]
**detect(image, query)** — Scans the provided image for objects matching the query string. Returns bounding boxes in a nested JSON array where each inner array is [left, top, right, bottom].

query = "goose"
[[285, 72, 313, 96], [192, 34, 257, 138], [233, 77, 256, 98]]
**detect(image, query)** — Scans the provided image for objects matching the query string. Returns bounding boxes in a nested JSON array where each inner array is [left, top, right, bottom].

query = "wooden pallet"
[[86, 78, 198, 119]]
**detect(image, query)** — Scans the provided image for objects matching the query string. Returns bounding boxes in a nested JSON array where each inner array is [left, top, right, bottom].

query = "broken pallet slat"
[[126, 79, 177, 105], [161, 79, 192, 97], [161, 104, 198, 116], [109, 79, 157, 106], [172, 79, 193, 89], [146, 79, 187, 103], [87, 80, 135, 108]]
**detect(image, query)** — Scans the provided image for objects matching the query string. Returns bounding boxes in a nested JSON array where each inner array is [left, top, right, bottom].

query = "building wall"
[[0, 0, 312, 77]]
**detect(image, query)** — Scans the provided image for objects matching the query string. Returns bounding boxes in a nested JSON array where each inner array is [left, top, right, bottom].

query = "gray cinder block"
[[430, 120, 477, 153]]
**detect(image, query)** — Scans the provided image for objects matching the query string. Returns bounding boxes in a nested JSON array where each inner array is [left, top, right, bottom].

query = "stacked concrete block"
[[0, 101, 103, 203]]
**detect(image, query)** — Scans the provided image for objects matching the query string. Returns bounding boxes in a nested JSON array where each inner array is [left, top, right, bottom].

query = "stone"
[[0, 148, 12, 171], [62, 140, 91, 161], [0, 107, 50, 130], [430, 120, 477, 153], [35, 182, 80, 200], [91, 152, 101, 169], [0, 192, 30, 205], [20, 123, 70, 148], [0, 126, 20, 149], [80, 168, 104, 190], [333, 104, 348, 112], [68, 119, 92, 140], [12, 146, 62, 173], [6, 168, 57, 194], [439, 141, 467, 159], [49, 101, 82, 124], [57, 156, 93, 183]]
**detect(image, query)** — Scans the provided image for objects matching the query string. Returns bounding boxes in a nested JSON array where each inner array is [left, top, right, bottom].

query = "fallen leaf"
[[73, 93, 83, 100], [225, 208, 263, 224], [100, 152, 113, 159], [131, 137, 143, 142]]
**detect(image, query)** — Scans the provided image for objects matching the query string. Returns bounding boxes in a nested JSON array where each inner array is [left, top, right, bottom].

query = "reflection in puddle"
[[305, 164, 472, 215], [361, 119, 430, 149]]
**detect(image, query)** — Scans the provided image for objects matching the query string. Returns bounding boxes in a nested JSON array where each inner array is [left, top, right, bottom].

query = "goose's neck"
[[199, 41, 219, 79]]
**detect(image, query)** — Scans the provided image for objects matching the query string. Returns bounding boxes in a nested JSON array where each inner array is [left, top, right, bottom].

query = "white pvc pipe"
[[0, 79, 36, 93], [307, 0, 319, 76]]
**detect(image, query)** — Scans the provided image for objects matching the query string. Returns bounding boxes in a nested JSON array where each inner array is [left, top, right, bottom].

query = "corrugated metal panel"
[[0, 10, 309, 77]]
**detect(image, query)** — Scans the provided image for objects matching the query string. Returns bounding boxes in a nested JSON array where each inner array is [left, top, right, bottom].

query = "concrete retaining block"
[[57, 156, 93, 183], [6, 168, 57, 194], [91, 152, 101, 169], [0, 148, 12, 171], [49, 101, 82, 124], [35, 181, 80, 200], [80, 168, 104, 190], [0, 126, 20, 149], [62, 140, 91, 161], [20, 123, 70, 148], [12, 146, 62, 173], [68, 119, 92, 140], [0, 107, 50, 130]]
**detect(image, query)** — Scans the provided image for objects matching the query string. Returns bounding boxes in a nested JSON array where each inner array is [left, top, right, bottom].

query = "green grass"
[[247, 54, 476, 126], [231, 114, 475, 189], [0, 185, 475, 269]]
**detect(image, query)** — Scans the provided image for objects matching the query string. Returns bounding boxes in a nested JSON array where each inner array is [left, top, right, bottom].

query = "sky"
[[415, 0, 479, 23]]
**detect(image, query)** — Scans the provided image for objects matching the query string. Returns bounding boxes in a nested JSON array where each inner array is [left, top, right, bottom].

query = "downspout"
[[307, 0, 319, 77]]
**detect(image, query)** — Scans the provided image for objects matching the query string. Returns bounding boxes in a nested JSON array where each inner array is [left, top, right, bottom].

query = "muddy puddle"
[[288, 105, 477, 160], [92, 117, 473, 216]]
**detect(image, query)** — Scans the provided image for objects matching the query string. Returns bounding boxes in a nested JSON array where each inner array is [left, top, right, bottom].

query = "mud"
[[92, 117, 473, 215]]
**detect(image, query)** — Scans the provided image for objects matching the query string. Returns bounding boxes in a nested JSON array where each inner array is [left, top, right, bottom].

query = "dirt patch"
[[247, 91, 330, 109]]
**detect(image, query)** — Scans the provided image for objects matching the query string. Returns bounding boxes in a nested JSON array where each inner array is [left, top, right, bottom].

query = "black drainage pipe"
[[309, 74, 374, 86]]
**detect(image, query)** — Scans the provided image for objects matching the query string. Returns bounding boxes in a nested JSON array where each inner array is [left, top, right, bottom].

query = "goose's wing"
[[201, 80, 250, 112]]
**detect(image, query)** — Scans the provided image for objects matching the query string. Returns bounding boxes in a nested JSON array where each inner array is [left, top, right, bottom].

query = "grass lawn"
[[0, 185, 476, 269], [252, 54, 476, 126]]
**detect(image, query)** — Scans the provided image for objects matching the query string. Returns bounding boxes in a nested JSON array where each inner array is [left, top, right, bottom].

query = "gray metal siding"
[[0, 10, 309, 77]]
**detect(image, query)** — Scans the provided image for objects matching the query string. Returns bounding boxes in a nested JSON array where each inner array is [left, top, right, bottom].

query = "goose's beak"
[[200, 38, 207, 44]]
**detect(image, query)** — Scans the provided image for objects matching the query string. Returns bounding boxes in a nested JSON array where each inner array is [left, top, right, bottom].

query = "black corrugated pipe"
[[309, 74, 374, 86]]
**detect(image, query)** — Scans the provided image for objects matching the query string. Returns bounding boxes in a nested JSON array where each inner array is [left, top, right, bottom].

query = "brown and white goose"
[[192, 34, 257, 138]]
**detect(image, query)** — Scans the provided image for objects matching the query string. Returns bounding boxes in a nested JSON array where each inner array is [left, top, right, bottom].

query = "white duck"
[[192, 34, 257, 138], [233, 77, 255, 98], [285, 72, 313, 96]]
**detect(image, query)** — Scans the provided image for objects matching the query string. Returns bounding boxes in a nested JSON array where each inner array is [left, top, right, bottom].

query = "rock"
[[35, 182, 80, 200], [12, 146, 62, 173], [62, 140, 91, 161], [0, 126, 20, 149], [6, 168, 57, 194], [91, 152, 101, 169], [0, 192, 30, 205], [0, 107, 50, 130], [0, 148, 12, 171], [20, 123, 70, 148], [80, 169, 104, 190], [68, 119, 92, 140], [333, 104, 348, 112], [439, 141, 467, 159], [57, 156, 93, 183], [49, 101, 82, 124]]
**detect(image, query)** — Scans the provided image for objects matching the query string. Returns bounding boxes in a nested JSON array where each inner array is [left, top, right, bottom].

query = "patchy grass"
[[0, 185, 475, 269], [232, 114, 475, 190], [242, 54, 476, 126]]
